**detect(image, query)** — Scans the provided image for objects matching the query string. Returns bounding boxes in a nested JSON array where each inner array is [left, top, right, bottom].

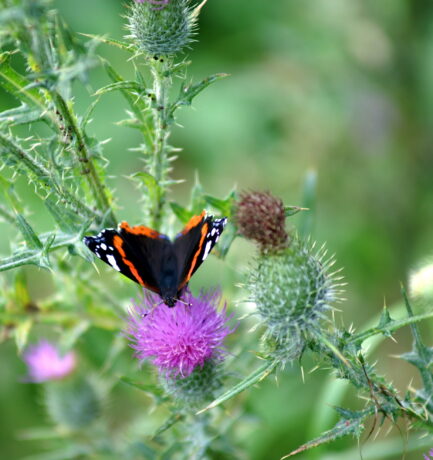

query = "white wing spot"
[[100, 243, 107, 251], [211, 228, 216, 236], [107, 254, 121, 272], [202, 240, 212, 261]]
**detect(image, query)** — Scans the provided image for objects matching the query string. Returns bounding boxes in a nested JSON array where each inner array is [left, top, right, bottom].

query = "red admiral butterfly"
[[83, 211, 227, 307]]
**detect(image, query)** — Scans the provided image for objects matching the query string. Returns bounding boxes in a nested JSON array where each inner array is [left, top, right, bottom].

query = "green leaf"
[[281, 412, 365, 458], [377, 305, 393, 337], [15, 214, 43, 250], [44, 196, 81, 233], [196, 360, 278, 414], [204, 188, 237, 216], [190, 174, 205, 214], [79, 33, 139, 54], [153, 412, 185, 438], [94, 80, 144, 97], [169, 202, 193, 224], [285, 205, 309, 217], [170, 73, 229, 117], [214, 222, 236, 258], [0, 53, 54, 126], [349, 310, 433, 345], [119, 377, 165, 398], [0, 104, 42, 126]]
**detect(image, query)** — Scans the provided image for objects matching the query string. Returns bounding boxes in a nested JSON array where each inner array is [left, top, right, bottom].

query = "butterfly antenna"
[[176, 298, 192, 307], [145, 298, 164, 317]]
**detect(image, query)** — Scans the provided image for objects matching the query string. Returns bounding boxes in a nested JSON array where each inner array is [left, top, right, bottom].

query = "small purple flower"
[[134, 0, 170, 10], [23, 340, 76, 383], [125, 289, 235, 377]]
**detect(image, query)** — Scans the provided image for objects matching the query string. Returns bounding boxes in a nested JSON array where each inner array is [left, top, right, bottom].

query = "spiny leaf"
[[190, 174, 205, 214], [0, 104, 43, 126], [15, 214, 43, 250], [120, 377, 165, 398], [44, 196, 81, 233], [79, 33, 139, 54], [169, 202, 193, 224], [94, 80, 144, 97], [153, 413, 185, 438], [281, 412, 365, 458], [214, 222, 236, 258], [196, 360, 278, 415], [204, 188, 237, 216], [284, 206, 309, 217], [349, 310, 433, 345], [0, 53, 54, 126], [169, 73, 229, 117]]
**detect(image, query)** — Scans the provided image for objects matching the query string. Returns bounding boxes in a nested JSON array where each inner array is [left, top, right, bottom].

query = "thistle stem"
[[149, 59, 172, 230], [52, 92, 117, 227]]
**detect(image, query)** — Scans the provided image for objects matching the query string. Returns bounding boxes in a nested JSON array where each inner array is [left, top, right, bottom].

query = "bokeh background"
[[1, 0, 433, 458]]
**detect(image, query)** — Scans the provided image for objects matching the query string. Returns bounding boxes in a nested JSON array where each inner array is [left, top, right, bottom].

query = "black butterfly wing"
[[83, 222, 174, 295], [174, 212, 227, 291]]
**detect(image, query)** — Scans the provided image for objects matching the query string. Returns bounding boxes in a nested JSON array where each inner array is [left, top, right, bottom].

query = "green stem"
[[52, 92, 117, 227], [149, 59, 172, 230]]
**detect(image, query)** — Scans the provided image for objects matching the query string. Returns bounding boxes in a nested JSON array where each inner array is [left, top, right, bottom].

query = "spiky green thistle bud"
[[248, 238, 342, 363], [127, 0, 200, 56], [161, 360, 223, 408]]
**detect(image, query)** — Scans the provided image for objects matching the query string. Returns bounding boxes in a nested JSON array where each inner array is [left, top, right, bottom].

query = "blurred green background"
[[1, 0, 433, 458]]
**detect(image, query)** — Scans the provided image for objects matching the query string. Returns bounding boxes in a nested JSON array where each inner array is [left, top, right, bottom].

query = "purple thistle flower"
[[134, 0, 170, 10], [125, 289, 235, 378], [23, 340, 76, 383]]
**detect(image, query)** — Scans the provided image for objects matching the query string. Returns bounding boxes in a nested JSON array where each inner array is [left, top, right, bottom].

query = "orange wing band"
[[180, 210, 206, 235], [179, 222, 208, 289], [120, 221, 162, 239], [113, 234, 154, 290]]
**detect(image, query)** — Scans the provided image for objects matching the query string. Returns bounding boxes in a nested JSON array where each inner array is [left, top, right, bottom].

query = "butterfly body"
[[83, 211, 227, 307]]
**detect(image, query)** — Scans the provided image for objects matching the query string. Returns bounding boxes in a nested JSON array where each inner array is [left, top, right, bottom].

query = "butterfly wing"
[[174, 212, 227, 291], [83, 223, 175, 295]]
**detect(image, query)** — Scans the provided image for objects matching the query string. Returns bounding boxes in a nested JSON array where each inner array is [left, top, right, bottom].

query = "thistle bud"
[[235, 191, 289, 253], [248, 238, 342, 363], [127, 0, 198, 56], [161, 360, 223, 407]]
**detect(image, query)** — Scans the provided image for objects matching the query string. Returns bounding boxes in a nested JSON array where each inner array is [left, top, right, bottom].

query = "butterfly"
[[83, 211, 227, 307]]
